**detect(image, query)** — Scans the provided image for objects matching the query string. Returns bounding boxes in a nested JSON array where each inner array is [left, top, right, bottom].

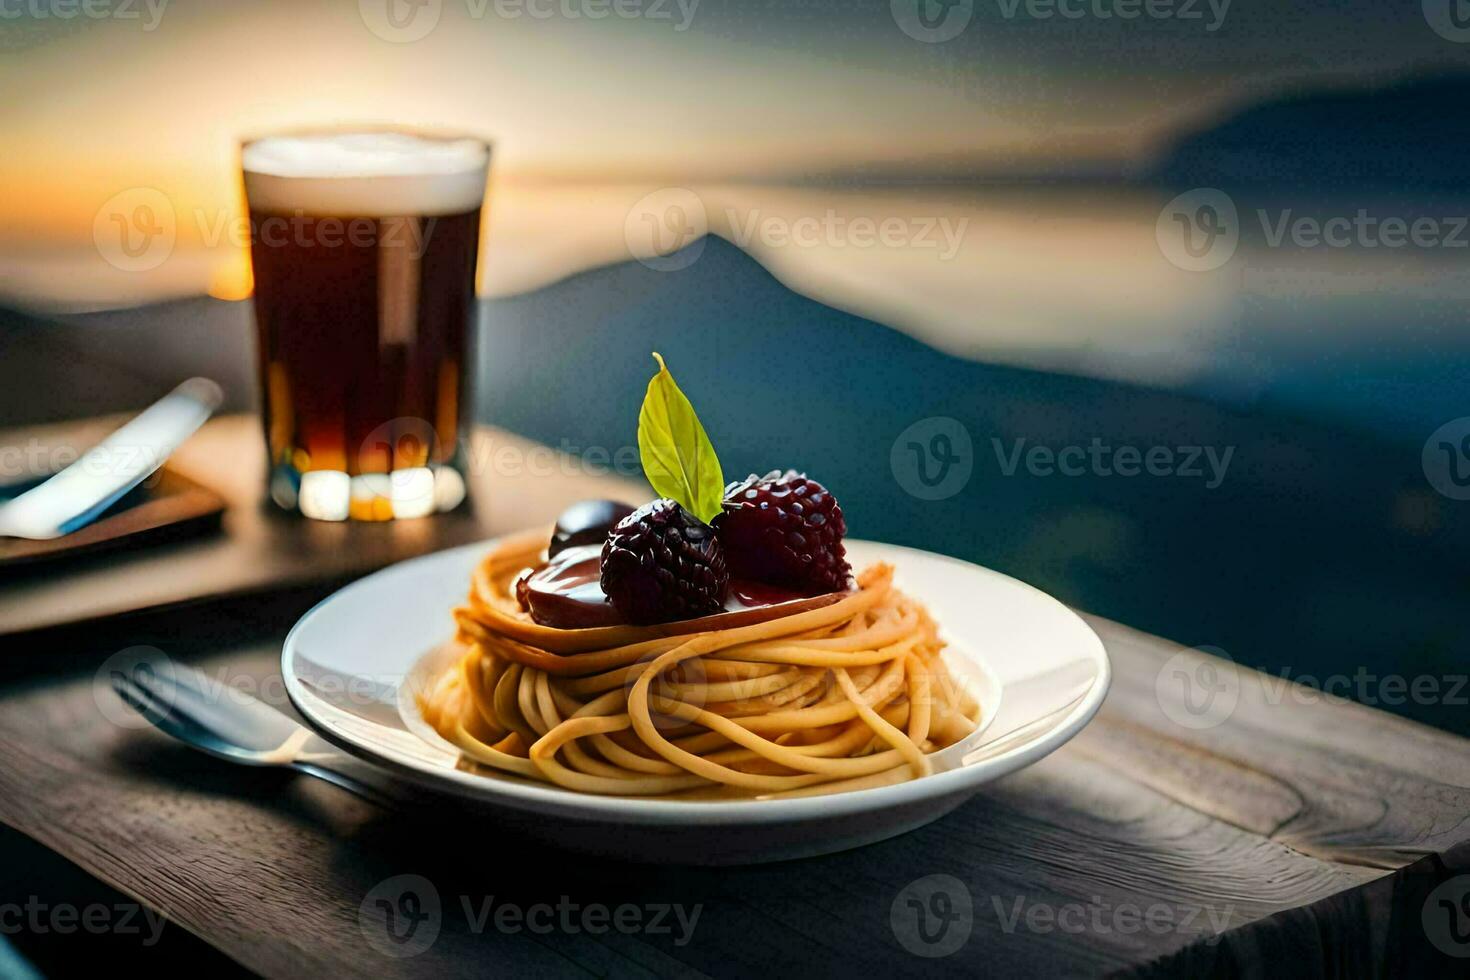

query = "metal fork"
[[111, 662, 400, 809]]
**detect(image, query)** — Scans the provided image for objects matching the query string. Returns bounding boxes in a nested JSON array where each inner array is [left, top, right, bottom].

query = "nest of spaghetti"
[[419, 529, 982, 798]]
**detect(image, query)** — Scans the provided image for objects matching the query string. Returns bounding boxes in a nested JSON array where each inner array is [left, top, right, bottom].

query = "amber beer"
[[242, 132, 488, 521]]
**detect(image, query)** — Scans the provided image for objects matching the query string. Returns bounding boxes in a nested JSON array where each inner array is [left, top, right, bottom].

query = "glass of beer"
[[241, 129, 489, 521]]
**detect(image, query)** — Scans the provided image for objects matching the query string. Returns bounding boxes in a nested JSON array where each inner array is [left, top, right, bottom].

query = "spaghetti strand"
[[418, 532, 979, 797]]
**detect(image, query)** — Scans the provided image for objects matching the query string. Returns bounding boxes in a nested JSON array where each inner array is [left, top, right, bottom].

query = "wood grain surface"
[[0, 466, 225, 569], [2, 419, 1468, 977], [0, 614, 1466, 977]]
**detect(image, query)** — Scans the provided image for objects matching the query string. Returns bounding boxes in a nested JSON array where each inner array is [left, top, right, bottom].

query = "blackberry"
[[600, 499, 729, 624], [714, 470, 851, 595]]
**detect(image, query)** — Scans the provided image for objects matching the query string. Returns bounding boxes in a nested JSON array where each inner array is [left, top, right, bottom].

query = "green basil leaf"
[[637, 353, 725, 524]]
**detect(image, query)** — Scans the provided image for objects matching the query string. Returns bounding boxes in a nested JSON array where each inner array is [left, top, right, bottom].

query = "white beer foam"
[[243, 133, 488, 217]]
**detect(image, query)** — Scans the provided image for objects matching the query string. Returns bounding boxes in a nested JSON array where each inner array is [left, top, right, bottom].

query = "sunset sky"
[[0, 0, 1460, 310]]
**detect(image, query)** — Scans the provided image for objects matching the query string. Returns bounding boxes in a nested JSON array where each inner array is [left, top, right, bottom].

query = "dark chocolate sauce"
[[519, 545, 826, 630], [729, 579, 805, 607], [519, 544, 623, 629]]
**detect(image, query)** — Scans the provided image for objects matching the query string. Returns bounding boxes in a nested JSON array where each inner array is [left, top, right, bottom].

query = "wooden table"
[[2, 418, 1468, 977], [0, 415, 643, 639]]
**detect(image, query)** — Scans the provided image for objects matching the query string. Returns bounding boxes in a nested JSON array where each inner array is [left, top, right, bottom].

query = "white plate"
[[282, 538, 1109, 864]]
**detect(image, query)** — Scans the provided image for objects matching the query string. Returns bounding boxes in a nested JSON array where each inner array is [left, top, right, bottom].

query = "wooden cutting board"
[[0, 467, 225, 570], [0, 414, 647, 641]]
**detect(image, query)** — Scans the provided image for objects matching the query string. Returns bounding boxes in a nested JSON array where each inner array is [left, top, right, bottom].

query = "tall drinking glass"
[[241, 130, 489, 521]]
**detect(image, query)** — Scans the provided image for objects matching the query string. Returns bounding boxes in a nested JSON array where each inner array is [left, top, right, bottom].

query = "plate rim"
[[281, 536, 1111, 825]]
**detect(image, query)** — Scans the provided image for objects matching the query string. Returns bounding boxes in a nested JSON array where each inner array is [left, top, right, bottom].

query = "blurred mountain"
[[482, 236, 1469, 733], [1152, 74, 1470, 192], [3, 238, 1467, 733]]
